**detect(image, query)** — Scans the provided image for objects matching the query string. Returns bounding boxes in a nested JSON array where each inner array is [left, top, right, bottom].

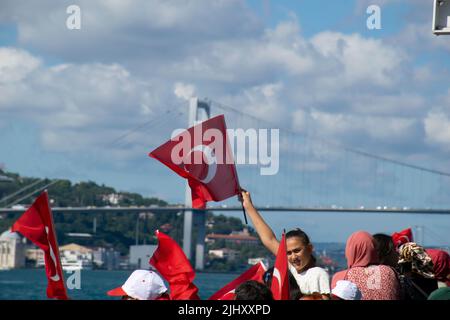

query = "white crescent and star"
[[45, 226, 61, 282], [272, 268, 282, 296], [183, 144, 217, 184], [396, 235, 411, 245]]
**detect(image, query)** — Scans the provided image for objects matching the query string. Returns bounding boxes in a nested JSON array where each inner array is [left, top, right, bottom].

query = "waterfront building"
[[92, 247, 121, 270], [0, 230, 26, 270], [101, 193, 123, 205], [129, 245, 157, 269], [247, 257, 269, 266], [208, 248, 238, 261], [25, 247, 45, 267], [59, 243, 93, 271], [205, 229, 259, 245]]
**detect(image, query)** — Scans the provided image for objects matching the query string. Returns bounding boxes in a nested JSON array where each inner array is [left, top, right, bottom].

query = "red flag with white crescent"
[[11, 191, 68, 300], [149, 114, 240, 209], [392, 228, 413, 248], [271, 232, 290, 300], [208, 261, 267, 300]]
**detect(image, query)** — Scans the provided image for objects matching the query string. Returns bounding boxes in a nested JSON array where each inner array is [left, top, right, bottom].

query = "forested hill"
[[0, 170, 250, 256], [0, 170, 168, 207]]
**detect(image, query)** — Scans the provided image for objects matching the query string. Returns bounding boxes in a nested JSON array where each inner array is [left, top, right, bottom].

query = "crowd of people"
[[106, 189, 450, 301], [242, 189, 449, 300]]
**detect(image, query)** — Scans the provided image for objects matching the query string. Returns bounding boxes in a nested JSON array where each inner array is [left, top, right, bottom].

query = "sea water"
[[0, 269, 238, 300]]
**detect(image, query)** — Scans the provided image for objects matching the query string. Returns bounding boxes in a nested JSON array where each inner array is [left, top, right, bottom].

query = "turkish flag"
[[11, 191, 68, 300], [149, 230, 200, 300], [208, 261, 267, 300], [392, 228, 413, 249], [149, 114, 240, 209], [271, 233, 290, 300]]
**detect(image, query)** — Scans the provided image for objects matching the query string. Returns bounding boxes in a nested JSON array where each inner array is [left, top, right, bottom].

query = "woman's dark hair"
[[285, 228, 316, 265], [373, 233, 395, 264], [263, 267, 302, 300], [235, 280, 273, 300], [286, 228, 311, 244]]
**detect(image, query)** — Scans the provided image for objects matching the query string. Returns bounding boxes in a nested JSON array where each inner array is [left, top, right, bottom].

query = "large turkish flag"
[[149, 114, 240, 209], [11, 191, 68, 300]]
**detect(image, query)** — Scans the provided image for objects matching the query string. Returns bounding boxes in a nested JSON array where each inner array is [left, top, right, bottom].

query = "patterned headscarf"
[[398, 242, 435, 279]]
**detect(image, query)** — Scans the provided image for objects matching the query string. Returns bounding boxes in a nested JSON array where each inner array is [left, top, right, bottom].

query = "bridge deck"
[[1, 206, 449, 214]]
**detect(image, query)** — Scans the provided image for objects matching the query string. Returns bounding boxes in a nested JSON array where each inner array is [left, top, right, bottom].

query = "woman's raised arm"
[[241, 189, 279, 255]]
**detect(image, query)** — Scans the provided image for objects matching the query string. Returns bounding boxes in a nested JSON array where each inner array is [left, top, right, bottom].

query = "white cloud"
[[239, 82, 285, 121], [0, 47, 41, 83], [0, 16, 428, 163], [0, 0, 262, 62], [0, 0, 448, 178], [291, 108, 419, 148], [0, 48, 185, 159], [174, 82, 196, 101], [424, 111, 450, 152], [311, 32, 405, 87]]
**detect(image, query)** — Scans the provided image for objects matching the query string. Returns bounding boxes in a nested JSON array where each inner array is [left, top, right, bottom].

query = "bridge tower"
[[183, 97, 211, 270], [413, 225, 425, 247]]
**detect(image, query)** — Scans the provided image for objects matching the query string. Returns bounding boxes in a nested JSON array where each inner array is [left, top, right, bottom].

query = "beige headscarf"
[[398, 242, 435, 279]]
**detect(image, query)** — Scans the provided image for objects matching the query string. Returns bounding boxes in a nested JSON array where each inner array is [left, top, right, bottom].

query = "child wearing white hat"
[[331, 280, 362, 300], [107, 270, 170, 300]]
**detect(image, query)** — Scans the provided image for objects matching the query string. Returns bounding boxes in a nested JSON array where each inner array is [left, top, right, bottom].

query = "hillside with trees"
[[0, 170, 271, 271]]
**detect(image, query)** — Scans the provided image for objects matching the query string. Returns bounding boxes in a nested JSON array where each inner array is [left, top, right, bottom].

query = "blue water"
[[0, 269, 239, 300]]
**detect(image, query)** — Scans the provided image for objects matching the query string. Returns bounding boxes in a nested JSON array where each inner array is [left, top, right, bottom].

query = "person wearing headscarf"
[[426, 249, 450, 287], [397, 242, 438, 300], [373, 233, 399, 269], [331, 231, 401, 300]]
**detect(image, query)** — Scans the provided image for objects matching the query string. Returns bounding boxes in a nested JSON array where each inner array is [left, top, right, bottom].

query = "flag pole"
[[237, 187, 248, 225], [241, 199, 248, 225], [230, 142, 247, 225]]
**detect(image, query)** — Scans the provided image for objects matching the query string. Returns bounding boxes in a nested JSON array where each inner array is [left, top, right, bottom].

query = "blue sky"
[[0, 0, 449, 245]]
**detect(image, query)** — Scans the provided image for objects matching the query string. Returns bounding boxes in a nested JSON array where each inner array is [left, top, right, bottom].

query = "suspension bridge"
[[1, 97, 450, 269]]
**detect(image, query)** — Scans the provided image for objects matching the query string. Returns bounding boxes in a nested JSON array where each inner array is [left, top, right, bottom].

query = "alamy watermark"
[[66, 5, 81, 30], [365, 265, 382, 290], [66, 269, 81, 290], [171, 127, 280, 176], [367, 5, 381, 30]]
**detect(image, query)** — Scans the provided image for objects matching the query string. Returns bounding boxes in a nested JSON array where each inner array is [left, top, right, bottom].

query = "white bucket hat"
[[331, 280, 362, 300], [107, 270, 168, 300]]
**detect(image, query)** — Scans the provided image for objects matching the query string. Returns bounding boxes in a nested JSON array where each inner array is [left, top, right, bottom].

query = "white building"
[[248, 257, 269, 266], [93, 247, 121, 270], [59, 243, 93, 271], [129, 245, 157, 269], [208, 248, 238, 261], [26, 247, 45, 267], [0, 230, 26, 270], [102, 193, 123, 205]]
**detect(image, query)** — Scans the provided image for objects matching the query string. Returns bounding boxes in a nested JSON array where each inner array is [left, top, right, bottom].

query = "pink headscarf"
[[426, 249, 450, 286], [332, 231, 379, 288], [345, 231, 379, 268]]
